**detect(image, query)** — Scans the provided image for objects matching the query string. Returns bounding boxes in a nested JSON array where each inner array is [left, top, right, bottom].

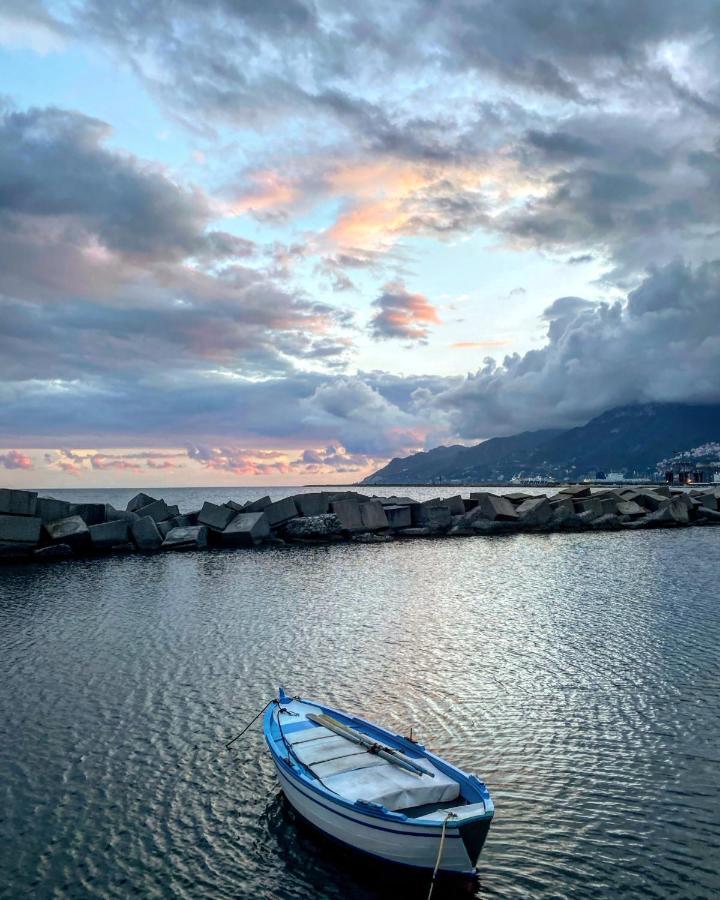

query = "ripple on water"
[[1, 525, 719, 898]]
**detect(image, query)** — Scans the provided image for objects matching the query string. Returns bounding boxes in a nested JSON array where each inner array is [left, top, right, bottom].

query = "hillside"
[[362, 403, 720, 484]]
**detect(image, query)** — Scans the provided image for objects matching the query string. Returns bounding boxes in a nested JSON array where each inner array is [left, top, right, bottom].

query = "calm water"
[[1, 487, 719, 899]]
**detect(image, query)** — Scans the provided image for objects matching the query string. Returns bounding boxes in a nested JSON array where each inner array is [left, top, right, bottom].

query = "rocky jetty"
[[1, 484, 719, 563]]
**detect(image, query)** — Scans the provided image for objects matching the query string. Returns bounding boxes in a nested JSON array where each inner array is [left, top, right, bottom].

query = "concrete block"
[[359, 500, 389, 530], [505, 492, 533, 503], [218, 512, 271, 546], [633, 492, 666, 512], [414, 504, 452, 530], [645, 498, 689, 526], [198, 501, 237, 531], [36, 497, 73, 523], [516, 496, 552, 526], [384, 505, 412, 529], [283, 514, 343, 540], [0, 514, 42, 544], [44, 515, 89, 547], [472, 493, 519, 521], [89, 520, 130, 549], [264, 497, 299, 526], [573, 498, 603, 517], [549, 496, 574, 514], [440, 495, 465, 515], [600, 497, 619, 515], [378, 496, 418, 507], [33, 544, 74, 560], [126, 492, 157, 512], [617, 500, 645, 517], [130, 516, 163, 551], [589, 513, 622, 530], [225, 500, 245, 512], [165, 504, 180, 518], [331, 499, 364, 531], [134, 499, 171, 523], [0, 489, 37, 516], [70, 503, 106, 525], [157, 520, 175, 538], [245, 495, 271, 512], [558, 484, 591, 498], [104, 504, 140, 523], [170, 513, 197, 528], [162, 525, 209, 551], [462, 497, 479, 511], [296, 493, 330, 517], [696, 493, 718, 511]]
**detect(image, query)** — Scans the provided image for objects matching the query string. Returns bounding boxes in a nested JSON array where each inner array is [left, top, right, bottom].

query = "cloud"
[[369, 282, 441, 342], [0, 449, 33, 470], [425, 259, 720, 438], [450, 340, 511, 349]]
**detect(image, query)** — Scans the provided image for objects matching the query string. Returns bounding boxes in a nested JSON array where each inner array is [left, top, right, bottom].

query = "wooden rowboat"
[[263, 688, 494, 876]]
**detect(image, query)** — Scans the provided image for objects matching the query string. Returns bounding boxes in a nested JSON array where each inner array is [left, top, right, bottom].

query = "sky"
[[1, 0, 719, 487]]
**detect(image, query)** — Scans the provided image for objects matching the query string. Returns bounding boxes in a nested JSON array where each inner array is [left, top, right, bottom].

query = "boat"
[[263, 688, 494, 877]]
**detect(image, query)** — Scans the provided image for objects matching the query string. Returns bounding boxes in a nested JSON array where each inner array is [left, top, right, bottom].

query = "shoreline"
[[1, 483, 719, 563]]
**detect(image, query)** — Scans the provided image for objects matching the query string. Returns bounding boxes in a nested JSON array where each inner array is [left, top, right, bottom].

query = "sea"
[[1, 485, 719, 898]]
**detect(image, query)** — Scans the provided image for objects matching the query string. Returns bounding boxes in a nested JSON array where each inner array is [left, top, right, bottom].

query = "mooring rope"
[[427, 812, 456, 900], [225, 698, 276, 749]]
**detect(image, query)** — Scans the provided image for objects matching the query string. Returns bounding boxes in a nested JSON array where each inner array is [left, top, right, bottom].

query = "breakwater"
[[1, 483, 719, 562]]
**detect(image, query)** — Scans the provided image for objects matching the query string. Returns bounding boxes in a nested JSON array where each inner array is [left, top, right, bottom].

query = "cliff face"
[[362, 403, 720, 484]]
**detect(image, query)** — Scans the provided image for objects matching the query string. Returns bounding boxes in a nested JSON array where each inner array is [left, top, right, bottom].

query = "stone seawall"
[[1, 484, 719, 562]]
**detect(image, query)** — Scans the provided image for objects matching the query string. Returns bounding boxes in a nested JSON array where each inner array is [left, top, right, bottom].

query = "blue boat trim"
[[273, 752, 464, 840]]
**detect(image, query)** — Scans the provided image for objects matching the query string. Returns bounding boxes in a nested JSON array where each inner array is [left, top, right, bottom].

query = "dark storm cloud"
[[424, 260, 720, 438]]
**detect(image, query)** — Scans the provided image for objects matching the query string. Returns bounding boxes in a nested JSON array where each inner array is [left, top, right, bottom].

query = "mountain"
[[362, 403, 720, 484]]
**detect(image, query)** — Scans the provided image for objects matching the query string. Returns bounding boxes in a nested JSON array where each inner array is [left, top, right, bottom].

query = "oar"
[[307, 712, 433, 778]]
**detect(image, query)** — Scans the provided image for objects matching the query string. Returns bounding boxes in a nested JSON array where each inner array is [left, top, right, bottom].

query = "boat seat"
[[323, 756, 460, 812]]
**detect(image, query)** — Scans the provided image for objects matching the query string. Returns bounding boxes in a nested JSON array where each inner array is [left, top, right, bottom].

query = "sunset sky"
[[1, 1, 719, 486]]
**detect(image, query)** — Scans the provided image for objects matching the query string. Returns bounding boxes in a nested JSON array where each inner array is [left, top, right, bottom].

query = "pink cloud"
[[0, 449, 33, 470], [370, 281, 441, 342]]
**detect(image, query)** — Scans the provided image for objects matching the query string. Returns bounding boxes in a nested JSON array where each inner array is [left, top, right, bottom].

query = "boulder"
[[36, 497, 73, 523], [130, 516, 163, 551], [198, 501, 237, 531], [384, 505, 412, 529], [44, 515, 89, 548], [264, 497, 299, 526], [0, 489, 37, 516], [69, 503, 107, 526], [134, 499, 171, 523], [558, 485, 591, 498], [218, 512, 271, 546], [162, 525, 209, 551], [89, 519, 130, 549], [516, 496, 552, 526], [296, 493, 330, 517], [126, 492, 157, 513], [359, 500, 389, 531], [33, 544, 74, 560], [0, 514, 42, 545], [283, 514, 343, 540], [245, 495, 272, 512], [471, 493, 518, 521], [330, 499, 364, 531]]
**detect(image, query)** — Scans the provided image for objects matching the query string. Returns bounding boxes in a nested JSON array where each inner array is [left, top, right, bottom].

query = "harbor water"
[[1, 487, 719, 898]]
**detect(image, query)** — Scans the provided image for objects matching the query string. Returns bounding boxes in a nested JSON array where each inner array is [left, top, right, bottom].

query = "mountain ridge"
[[362, 403, 720, 484]]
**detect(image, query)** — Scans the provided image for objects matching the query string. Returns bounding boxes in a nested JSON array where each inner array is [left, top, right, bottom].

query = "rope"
[[225, 698, 276, 749], [427, 813, 455, 900]]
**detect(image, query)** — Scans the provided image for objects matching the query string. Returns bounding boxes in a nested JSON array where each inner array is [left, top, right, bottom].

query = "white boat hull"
[[274, 759, 476, 874]]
